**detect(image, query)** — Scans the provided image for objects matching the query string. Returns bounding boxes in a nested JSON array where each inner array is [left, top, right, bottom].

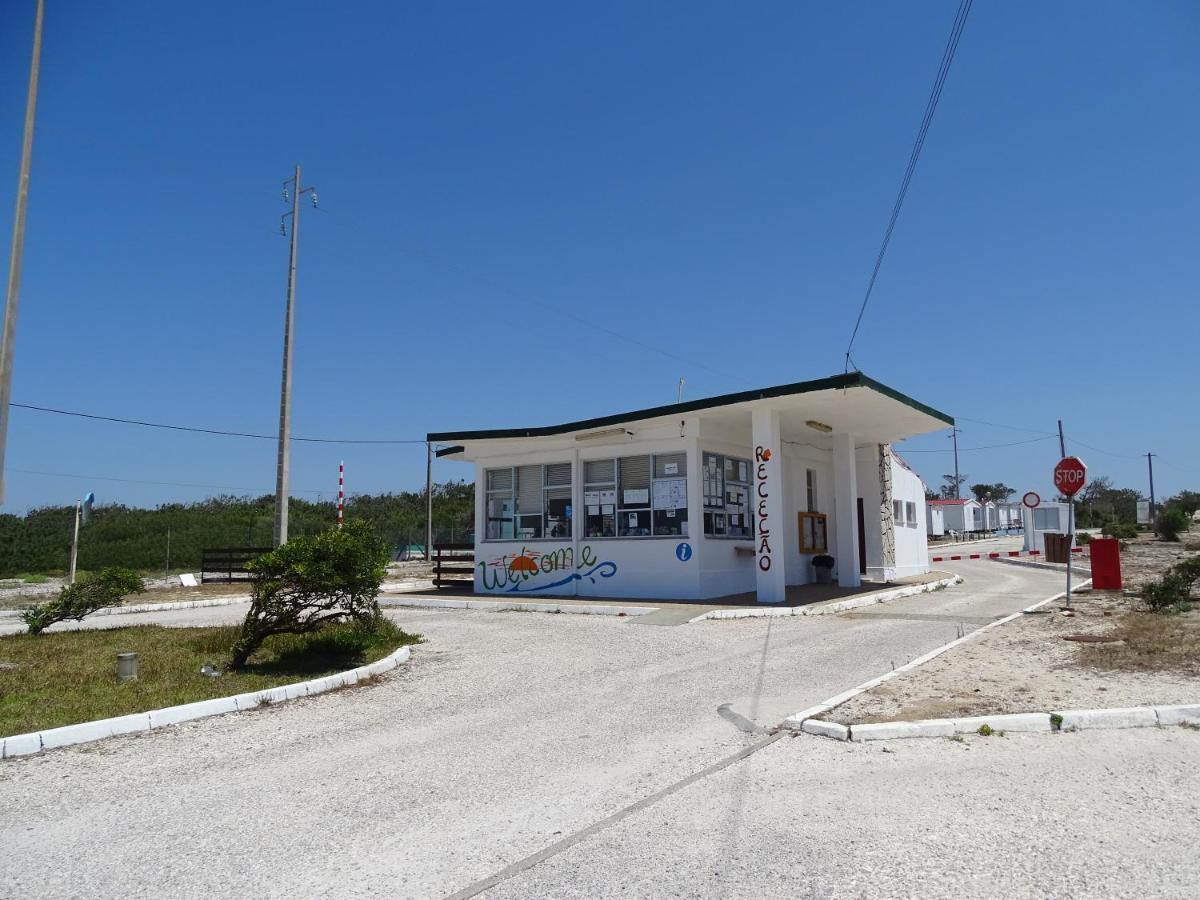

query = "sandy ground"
[[829, 541, 1200, 724], [3, 566, 1193, 899]]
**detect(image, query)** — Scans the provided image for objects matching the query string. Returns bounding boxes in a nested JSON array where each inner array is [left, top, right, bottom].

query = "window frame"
[[588, 453, 689, 540], [703, 451, 753, 540], [482, 463, 574, 542]]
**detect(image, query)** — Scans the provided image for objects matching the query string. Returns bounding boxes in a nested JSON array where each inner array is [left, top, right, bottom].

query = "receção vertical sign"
[[755, 445, 772, 571]]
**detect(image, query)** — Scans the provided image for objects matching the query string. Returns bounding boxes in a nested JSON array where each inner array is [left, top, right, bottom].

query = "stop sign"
[[1054, 456, 1087, 497]]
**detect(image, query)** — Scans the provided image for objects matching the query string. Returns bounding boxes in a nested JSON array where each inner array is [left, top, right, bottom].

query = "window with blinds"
[[599, 453, 688, 538], [483, 463, 573, 541]]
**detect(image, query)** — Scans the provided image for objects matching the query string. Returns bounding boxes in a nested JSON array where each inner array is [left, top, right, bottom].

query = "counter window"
[[905, 501, 917, 527], [485, 463, 573, 541], [892, 500, 903, 523], [485, 467, 515, 540], [583, 458, 617, 538], [703, 452, 750, 538], [585, 453, 687, 538]]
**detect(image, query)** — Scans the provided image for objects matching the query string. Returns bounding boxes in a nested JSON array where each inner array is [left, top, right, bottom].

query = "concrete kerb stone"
[[1154, 704, 1200, 726], [1, 645, 413, 760], [801, 719, 849, 741], [690, 574, 963, 624], [1056, 706, 1159, 732], [0, 595, 251, 620], [378, 596, 659, 617]]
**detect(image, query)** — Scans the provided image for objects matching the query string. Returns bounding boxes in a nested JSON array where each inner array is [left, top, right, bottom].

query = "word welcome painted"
[[478, 544, 618, 593], [755, 445, 773, 571]]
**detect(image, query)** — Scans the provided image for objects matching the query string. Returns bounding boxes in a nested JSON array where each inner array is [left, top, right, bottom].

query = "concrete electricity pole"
[[1147, 452, 1157, 520], [949, 427, 961, 499], [273, 166, 317, 546], [0, 0, 44, 505]]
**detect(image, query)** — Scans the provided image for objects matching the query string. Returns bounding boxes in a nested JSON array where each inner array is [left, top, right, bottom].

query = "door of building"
[[856, 498, 867, 575]]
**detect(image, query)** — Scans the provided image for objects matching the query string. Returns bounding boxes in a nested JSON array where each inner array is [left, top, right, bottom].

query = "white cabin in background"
[[927, 498, 982, 534]]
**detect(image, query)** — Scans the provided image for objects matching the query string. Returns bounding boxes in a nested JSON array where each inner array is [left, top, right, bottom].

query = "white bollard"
[[117, 652, 138, 682]]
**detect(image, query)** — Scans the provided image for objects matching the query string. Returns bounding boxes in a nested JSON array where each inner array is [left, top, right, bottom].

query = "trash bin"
[[1089, 537, 1122, 590], [812, 555, 835, 585]]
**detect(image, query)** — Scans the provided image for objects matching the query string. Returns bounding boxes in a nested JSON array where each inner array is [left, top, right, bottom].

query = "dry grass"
[[1078, 611, 1200, 675]]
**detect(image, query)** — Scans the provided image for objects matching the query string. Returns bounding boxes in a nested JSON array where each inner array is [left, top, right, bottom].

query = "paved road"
[[3, 561, 1179, 899]]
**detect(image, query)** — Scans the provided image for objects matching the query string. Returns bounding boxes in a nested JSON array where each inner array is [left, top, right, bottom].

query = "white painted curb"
[[378, 596, 659, 617], [0, 595, 250, 620], [688, 575, 962, 623], [0, 645, 412, 760], [800, 719, 849, 741], [782, 580, 1092, 732], [839, 704, 1197, 743]]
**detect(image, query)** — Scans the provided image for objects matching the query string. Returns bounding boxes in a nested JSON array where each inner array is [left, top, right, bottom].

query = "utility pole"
[[425, 441, 433, 561], [272, 166, 317, 546], [677, 377, 684, 403], [1147, 452, 1157, 520], [68, 499, 82, 583], [949, 428, 961, 499], [0, 0, 44, 505]]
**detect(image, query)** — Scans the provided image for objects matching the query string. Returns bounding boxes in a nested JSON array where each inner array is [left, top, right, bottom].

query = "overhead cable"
[[843, 0, 974, 371]]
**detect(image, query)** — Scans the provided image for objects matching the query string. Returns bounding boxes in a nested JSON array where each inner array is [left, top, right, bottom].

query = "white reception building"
[[429, 373, 952, 603]]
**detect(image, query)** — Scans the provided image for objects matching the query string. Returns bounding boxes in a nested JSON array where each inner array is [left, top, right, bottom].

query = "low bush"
[[1101, 519, 1138, 540], [230, 521, 389, 668], [1156, 508, 1190, 543], [1075, 532, 1092, 546], [20, 568, 144, 635], [1139, 554, 1200, 613]]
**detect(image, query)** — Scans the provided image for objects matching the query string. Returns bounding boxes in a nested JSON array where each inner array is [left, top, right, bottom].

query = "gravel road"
[[4, 561, 1184, 898]]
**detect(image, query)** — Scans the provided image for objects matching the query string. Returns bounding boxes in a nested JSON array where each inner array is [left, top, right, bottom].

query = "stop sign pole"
[[1054, 453, 1087, 608]]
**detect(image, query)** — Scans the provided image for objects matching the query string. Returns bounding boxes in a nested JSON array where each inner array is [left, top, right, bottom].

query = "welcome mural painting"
[[479, 544, 618, 593]]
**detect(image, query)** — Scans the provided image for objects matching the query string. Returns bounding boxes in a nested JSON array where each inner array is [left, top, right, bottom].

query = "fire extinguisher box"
[[1089, 537, 1122, 590]]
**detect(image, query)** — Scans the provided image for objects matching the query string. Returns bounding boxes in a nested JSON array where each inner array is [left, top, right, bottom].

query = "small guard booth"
[[429, 372, 952, 603]]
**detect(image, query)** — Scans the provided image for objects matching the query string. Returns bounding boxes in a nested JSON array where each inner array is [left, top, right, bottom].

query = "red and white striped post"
[[337, 461, 344, 529]]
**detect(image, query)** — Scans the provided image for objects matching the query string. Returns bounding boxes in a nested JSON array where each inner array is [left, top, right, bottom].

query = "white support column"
[[832, 432, 861, 588], [751, 407, 787, 604]]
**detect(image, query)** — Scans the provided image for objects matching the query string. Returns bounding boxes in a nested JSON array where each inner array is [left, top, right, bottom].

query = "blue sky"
[[1, 0, 1197, 514]]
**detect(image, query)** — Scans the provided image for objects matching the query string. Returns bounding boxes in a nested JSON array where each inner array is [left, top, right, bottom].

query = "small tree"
[[229, 521, 388, 669], [1156, 508, 1189, 543], [21, 568, 145, 635]]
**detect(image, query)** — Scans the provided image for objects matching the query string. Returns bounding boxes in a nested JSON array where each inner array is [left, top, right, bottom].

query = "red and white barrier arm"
[[931, 547, 1083, 563]]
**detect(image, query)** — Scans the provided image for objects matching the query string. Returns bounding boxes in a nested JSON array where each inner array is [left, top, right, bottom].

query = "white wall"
[[889, 456, 929, 577], [927, 505, 945, 536]]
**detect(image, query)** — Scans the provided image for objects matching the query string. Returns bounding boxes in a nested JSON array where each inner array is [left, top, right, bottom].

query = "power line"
[[957, 415, 1055, 436], [844, 0, 974, 371], [6, 467, 324, 495], [10, 402, 429, 444], [899, 435, 1053, 453]]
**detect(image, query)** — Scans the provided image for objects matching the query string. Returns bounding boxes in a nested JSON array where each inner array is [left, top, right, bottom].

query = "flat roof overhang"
[[429, 372, 952, 462]]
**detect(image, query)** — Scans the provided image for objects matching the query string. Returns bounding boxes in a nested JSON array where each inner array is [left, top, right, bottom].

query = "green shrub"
[[230, 521, 389, 669], [1075, 532, 1092, 546], [1141, 572, 1193, 612], [1101, 519, 1138, 540], [1156, 508, 1190, 543], [19, 573, 49, 584], [20, 568, 145, 635]]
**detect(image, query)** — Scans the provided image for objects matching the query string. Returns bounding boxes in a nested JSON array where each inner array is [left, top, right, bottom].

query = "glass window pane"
[[544, 487, 571, 539], [619, 508, 652, 537], [654, 453, 686, 478], [653, 506, 687, 536], [619, 456, 651, 508], [584, 458, 614, 484]]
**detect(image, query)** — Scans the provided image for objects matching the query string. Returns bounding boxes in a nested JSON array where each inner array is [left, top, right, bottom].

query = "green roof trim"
[[427, 371, 953, 443]]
